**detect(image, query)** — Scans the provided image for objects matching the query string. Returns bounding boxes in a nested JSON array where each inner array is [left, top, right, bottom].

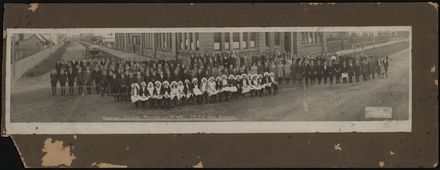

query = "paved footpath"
[[335, 38, 409, 55], [13, 43, 63, 81], [82, 42, 153, 61]]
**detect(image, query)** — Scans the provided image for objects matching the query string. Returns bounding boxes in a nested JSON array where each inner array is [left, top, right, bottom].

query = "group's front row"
[[130, 72, 279, 109]]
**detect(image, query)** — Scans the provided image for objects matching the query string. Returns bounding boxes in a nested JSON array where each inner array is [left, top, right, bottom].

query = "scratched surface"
[[2, 3, 438, 168]]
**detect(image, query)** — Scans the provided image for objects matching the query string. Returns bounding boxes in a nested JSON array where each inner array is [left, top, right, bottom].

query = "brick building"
[[114, 32, 328, 61]]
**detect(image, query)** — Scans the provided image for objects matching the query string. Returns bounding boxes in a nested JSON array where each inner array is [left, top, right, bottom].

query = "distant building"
[[11, 33, 54, 62]]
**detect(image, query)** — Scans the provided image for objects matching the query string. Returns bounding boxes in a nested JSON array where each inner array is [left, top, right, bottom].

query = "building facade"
[[113, 32, 328, 61], [113, 31, 404, 61]]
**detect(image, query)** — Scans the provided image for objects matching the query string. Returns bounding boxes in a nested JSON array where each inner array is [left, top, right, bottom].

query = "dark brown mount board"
[[2, 3, 438, 168]]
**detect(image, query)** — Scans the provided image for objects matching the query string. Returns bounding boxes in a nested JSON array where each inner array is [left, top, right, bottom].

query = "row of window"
[[301, 32, 322, 45], [212, 32, 258, 50]]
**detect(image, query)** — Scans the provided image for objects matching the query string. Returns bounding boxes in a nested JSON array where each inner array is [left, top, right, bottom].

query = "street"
[[10, 41, 410, 122]]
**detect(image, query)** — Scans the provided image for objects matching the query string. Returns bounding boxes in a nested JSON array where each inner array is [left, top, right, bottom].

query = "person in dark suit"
[[322, 61, 329, 84], [304, 61, 310, 85], [348, 60, 355, 83], [84, 67, 93, 95], [50, 71, 58, 96], [183, 79, 194, 105], [328, 61, 334, 84], [316, 61, 323, 85], [58, 69, 67, 96], [355, 60, 361, 82], [93, 67, 101, 94], [118, 73, 128, 101], [383, 56, 389, 78], [100, 71, 109, 96], [67, 67, 76, 95], [334, 61, 341, 84], [76, 68, 85, 95], [110, 73, 119, 100], [362, 59, 369, 81]]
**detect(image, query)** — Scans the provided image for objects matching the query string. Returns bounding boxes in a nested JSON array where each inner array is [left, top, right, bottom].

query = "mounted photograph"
[[3, 27, 412, 134]]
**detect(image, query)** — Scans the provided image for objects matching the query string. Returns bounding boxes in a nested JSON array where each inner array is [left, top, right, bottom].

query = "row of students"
[[130, 72, 279, 109]]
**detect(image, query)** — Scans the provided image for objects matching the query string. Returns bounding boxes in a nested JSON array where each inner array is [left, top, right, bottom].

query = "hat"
[[241, 74, 247, 78], [171, 81, 178, 86], [201, 77, 208, 82], [216, 77, 222, 81], [208, 77, 215, 81], [132, 83, 140, 88], [221, 75, 227, 79], [155, 81, 161, 85], [259, 74, 263, 78], [270, 72, 275, 77], [236, 75, 242, 79], [185, 79, 190, 83], [264, 72, 269, 76], [253, 74, 258, 78], [192, 78, 198, 83], [228, 74, 235, 79], [163, 81, 169, 86], [178, 81, 184, 85], [141, 82, 147, 86]]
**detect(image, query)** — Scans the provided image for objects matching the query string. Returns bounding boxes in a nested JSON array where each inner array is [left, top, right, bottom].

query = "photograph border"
[[3, 26, 412, 134]]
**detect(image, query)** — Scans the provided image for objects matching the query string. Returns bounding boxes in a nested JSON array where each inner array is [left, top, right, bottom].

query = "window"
[[265, 32, 270, 47], [224, 33, 230, 50], [274, 32, 280, 46], [301, 32, 305, 44], [133, 35, 140, 45], [190, 33, 194, 50], [196, 33, 199, 50], [250, 32, 256, 48], [213, 32, 221, 50], [185, 33, 189, 50], [242, 32, 248, 49], [232, 33, 240, 49]]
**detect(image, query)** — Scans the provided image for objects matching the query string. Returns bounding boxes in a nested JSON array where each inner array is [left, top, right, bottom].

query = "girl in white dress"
[[131, 82, 140, 107]]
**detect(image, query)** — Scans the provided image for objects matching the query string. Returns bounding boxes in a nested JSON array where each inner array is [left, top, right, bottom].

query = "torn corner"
[[41, 138, 76, 167], [10, 136, 28, 168], [379, 161, 385, 167], [28, 3, 39, 12]]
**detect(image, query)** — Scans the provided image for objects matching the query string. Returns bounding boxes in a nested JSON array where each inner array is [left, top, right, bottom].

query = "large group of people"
[[49, 50, 390, 109]]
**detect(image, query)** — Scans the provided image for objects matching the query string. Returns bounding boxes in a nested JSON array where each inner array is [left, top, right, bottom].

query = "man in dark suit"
[[67, 67, 76, 95], [76, 68, 85, 95], [50, 71, 58, 96], [334, 61, 341, 84], [84, 67, 93, 95], [316, 60, 323, 85]]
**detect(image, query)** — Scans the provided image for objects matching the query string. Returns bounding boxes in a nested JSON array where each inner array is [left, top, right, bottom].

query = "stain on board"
[[28, 3, 39, 12], [90, 162, 128, 168], [41, 138, 76, 167]]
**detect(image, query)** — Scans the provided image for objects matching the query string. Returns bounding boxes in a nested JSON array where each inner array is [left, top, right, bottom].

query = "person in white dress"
[[130, 82, 140, 107], [170, 81, 179, 107], [200, 77, 209, 104], [207, 77, 217, 103]]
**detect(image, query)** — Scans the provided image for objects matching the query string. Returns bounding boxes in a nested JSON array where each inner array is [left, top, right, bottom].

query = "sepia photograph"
[[4, 27, 412, 134]]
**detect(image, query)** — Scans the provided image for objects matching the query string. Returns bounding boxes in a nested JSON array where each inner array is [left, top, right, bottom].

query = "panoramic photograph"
[[7, 28, 411, 124]]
